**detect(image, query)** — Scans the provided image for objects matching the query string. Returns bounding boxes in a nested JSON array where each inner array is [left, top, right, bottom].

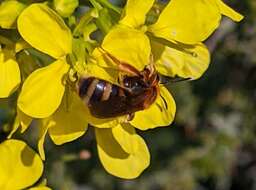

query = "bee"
[[76, 49, 160, 120]]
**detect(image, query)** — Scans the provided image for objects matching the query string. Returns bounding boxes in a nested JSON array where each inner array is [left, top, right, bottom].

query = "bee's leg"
[[118, 63, 140, 76], [99, 47, 140, 76], [118, 73, 124, 87], [127, 113, 135, 121], [160, 95, 168, 109], [63, 68, 79, 92]]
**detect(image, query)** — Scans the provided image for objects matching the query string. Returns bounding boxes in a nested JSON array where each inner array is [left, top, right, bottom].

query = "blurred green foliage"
[[0, 0, 255, 190]]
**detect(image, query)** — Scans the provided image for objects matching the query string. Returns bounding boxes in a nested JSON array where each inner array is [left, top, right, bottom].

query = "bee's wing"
[[159, 75, 191, 84]]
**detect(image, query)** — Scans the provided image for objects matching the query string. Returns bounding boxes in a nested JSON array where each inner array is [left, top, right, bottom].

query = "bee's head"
[[123, 76, 148, 94]]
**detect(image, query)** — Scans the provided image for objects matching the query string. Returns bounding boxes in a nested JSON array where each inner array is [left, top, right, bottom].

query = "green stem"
[[73, 8, 98, 37], [96, 0, 121, 14], [88, 0, 102, 10], [0, 35, 13, 46]]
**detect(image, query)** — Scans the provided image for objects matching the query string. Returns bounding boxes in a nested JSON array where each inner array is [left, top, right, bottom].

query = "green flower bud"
[[53, 0, 79, 18], [0, 0, 26, 29]]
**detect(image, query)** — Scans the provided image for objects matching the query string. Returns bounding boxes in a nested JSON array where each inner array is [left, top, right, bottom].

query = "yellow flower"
[[99, 0, 243, 80], [0, 139, 44, 190], [85, 0, 242, 178], [80, 1, 178, 179], [16, 3, 88, 160], [149, 0, 243, 44], [148, 0, 243, 79], [0, 35, 33, 98], [17, 3, 72, 118], [94, 0, 210, 79]]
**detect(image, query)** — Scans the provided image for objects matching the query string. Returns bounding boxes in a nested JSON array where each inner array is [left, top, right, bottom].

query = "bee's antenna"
[[159, 75, 191, 85]]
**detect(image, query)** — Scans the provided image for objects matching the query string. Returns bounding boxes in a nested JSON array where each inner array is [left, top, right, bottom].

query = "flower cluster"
[[0, 0, 243, 188]]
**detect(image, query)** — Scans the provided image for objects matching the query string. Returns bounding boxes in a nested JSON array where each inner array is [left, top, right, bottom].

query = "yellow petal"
[[18, 109, 32, 133], [131, 86, 176, 130], [29, 187, 52, 190], [149, 0, 221, 44], [8, 115, 20, 139], [153, 42, 210, 79], [95, 128, 150, 179], [0, 0, 26, 29], [18, 59, 69, 118], [8, 109, 32, 138], [38, 120, 50, 160], [0, 49, 20, 98], [0, 140, 43, 190], [17, 3, 72, 58], [48, 93, 88, 145], [15, 39, 31, 53], [112, 124, 140, 154], [102, 25, 151, 71], [151, 40, 184, 78], [119, 0, 154, 28], [216, 0, 244, 22], [92, 119, 120, 128]]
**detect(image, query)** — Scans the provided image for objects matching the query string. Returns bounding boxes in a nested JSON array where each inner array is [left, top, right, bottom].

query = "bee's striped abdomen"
[[78, 77, 93, 98], [78, 77, 126, 105], [90, 80, 106, 101]]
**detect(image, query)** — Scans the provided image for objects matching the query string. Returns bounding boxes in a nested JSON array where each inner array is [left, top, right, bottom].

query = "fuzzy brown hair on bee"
[[76, 49, 160, 120]]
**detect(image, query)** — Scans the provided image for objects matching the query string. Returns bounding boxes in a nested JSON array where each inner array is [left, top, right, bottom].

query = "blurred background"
[[0, 0, 255, 190]]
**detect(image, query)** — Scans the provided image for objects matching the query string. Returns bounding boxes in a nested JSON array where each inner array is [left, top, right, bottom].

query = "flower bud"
[[0, 0, 26, 29], [53, 0, 79, 18]]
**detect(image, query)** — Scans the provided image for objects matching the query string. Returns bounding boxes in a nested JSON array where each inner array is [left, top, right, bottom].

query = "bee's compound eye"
[[134, 79, 147, 88], [123, 76, 147, 89]]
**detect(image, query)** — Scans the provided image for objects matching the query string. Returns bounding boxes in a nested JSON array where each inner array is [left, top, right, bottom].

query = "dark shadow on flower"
[[96, 128, 129, 159], [21, 145, 36, 166]]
